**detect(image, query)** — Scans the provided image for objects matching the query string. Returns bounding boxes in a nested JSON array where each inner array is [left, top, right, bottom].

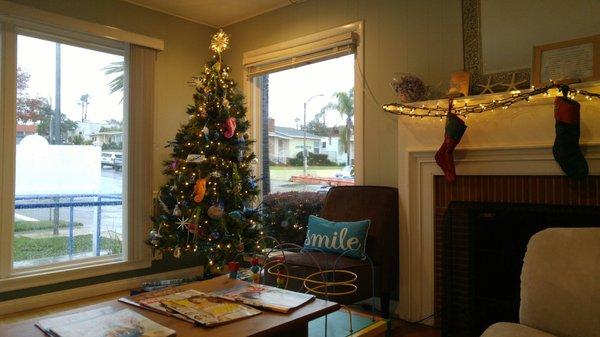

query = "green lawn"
[[14, 220, 83, 232], [13, 234, 122, 261], [269, 166, 341, 180]]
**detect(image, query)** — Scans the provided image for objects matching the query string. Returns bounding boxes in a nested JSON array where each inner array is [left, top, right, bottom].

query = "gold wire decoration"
[[264, 260, 358, 297], [210, 29, 230, 55]]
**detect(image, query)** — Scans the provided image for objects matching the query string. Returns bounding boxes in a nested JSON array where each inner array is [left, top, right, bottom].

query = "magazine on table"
[[35, 306, 116, 337], [210, 282, 315, 313], [48, 308, 175, 337], [160, 292, 261, 327], [118, 286, 193, 322]]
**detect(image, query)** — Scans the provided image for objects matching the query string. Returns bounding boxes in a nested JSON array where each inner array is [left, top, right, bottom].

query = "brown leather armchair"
[[269, 186, 399, 317]]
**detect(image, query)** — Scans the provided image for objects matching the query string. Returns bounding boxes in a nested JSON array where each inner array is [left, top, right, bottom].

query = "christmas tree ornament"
[[173, 246, 181, 258], [228, 210, 243, 220], [250, 257, 260, 283], [173, 204, 182, 217], [228, 261, 240, 279], [237, 133, 245, 144], [276, 271, 286, 288], [177, 217, 190, 230], [224, 117, 237, 138], [236, 243, 245, 252], [211, 231, 221, 239], [148, 229, 162, 246], [435, 100, 466, 183], [202, 126, 209, 135], [186, 222, 199, 235], [208, 203, 224, 219], [553, 94, 588, 179], [223, 98, 230, 109], [193, 178, 207, 203], [170, 161, 178, 170]]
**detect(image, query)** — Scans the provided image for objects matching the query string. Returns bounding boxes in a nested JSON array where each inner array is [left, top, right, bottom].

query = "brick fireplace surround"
[[433, 175, 600, 326], [403, 144, 600, 325]]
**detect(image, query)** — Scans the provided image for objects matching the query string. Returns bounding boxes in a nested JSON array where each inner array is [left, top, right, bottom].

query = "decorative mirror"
[[462, 0, 530, 95]]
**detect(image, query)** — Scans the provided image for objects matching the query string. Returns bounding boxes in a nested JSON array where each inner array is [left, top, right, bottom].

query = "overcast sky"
[[18, 34, 354, 129], [268, 54, 354, 129], [17, 34, 123, 124]]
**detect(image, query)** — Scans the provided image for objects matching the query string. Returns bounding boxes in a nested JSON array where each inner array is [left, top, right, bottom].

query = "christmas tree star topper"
[[210, 29, 230, 54]]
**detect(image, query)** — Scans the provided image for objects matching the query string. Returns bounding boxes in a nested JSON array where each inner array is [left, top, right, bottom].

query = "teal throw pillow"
[[303, 215, 370, 259]]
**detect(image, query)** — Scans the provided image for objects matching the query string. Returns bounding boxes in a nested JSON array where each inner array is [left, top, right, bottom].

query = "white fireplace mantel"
[[400, 143, 600, 324]]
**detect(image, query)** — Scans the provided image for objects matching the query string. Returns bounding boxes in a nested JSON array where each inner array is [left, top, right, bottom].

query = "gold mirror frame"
[[462, 0, 531, 94]]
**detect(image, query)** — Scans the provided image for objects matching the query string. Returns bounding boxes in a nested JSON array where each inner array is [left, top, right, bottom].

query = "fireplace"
[[400, 145, 600, 324], [439, 200, 600, 337], [434, 175, 600, 326]]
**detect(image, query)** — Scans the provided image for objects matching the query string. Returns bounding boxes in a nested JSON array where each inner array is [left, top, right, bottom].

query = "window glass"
[[263, 54, 355, 194], [14, 34, 125, 268]]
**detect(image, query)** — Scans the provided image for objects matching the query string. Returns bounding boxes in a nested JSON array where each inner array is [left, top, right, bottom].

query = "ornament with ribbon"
[[224, 117, 237, 138]]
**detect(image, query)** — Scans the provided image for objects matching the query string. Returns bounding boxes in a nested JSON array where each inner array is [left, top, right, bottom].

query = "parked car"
[[335, 165, 354, 179], [101, 151, 122, 169], [113, 154, 123, 171]]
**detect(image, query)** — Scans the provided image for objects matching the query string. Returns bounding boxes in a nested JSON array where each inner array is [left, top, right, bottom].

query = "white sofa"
[[481, 228, 600, 337]]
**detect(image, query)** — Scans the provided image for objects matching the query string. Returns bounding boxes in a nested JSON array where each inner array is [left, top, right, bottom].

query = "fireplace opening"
[[434, 175, 600, 337]]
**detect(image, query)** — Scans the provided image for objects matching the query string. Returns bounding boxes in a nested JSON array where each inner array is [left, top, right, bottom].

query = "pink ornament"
[[224, 117, 236, 138], [170, 161, 178, 170]]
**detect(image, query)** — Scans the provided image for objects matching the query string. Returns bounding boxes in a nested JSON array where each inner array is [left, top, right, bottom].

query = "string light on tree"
[[147, 29, 262, 272]]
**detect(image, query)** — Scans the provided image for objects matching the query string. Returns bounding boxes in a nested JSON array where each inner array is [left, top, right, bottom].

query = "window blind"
[[243, 31, 357, 78]]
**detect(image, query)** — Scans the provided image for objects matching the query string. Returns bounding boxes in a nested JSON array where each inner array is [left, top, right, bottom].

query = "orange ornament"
[[193, 178, 207, 203]]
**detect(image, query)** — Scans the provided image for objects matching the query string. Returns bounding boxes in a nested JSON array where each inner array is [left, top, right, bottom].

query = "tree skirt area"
[[309, 309, 389, 337]]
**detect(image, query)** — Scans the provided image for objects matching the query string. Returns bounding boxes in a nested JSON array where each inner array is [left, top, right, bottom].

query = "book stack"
[[35, 307, 176, 337]]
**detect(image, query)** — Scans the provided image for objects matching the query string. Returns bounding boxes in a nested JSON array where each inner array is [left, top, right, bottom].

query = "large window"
[[0, 4, 159, 290], [243, 23, 364, 196], [264, 55, 355, 193], [14, 33, 125, 269]]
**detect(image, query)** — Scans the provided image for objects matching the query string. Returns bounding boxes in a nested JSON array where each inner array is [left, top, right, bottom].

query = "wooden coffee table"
[[0, 275, 340, 337]]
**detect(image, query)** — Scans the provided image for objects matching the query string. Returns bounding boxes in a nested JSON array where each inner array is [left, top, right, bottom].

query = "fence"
[[15, 193, 123, 258]]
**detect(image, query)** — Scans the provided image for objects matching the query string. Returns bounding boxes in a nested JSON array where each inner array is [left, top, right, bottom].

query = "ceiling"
[[122, 0, 298, 28]]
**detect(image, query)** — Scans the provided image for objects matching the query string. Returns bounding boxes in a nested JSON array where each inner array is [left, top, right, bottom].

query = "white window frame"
[[0, 1, 162, 292], [242, 21, 365, 188]]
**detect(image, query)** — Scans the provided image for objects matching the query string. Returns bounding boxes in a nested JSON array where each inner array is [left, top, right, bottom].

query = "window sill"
[[0, 258, 151, 292]]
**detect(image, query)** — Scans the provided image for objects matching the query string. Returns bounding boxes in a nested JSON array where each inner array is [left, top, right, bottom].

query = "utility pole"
[[52, 42, 62, 235], [303, 94, 323, 176], [52, 43, 62, 145]]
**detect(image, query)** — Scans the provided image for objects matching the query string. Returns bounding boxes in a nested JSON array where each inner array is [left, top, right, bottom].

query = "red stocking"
[[435, 101, 467, 183]]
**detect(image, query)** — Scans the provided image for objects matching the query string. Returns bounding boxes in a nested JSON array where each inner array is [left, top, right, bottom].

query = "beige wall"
[[223, 0, 464, 189], [223, 0, 600, 320], [8, 0, 215, 190]]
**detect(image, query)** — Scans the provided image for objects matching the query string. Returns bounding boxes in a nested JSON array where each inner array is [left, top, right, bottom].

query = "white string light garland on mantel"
[[383, 82, 600, 119]]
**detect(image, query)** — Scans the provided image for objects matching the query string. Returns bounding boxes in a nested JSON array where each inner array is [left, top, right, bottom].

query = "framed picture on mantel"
[[532, 35, 600, 87]]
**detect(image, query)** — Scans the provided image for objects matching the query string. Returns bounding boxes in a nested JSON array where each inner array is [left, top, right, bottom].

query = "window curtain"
[[127, 44, 155, 262]]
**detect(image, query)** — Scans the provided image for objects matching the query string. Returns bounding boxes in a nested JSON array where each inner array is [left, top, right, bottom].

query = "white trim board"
[[401, 143, 600, 325], [0, 0, 164, 50], [242, 21, 365, 186], [0, 266, 203, 316]]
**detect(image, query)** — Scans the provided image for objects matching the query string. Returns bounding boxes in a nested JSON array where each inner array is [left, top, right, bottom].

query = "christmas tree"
[[147, 30, 262, 270]]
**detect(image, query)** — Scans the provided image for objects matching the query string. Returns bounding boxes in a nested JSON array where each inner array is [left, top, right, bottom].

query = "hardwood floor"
[[0, 292, 440, 337]]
